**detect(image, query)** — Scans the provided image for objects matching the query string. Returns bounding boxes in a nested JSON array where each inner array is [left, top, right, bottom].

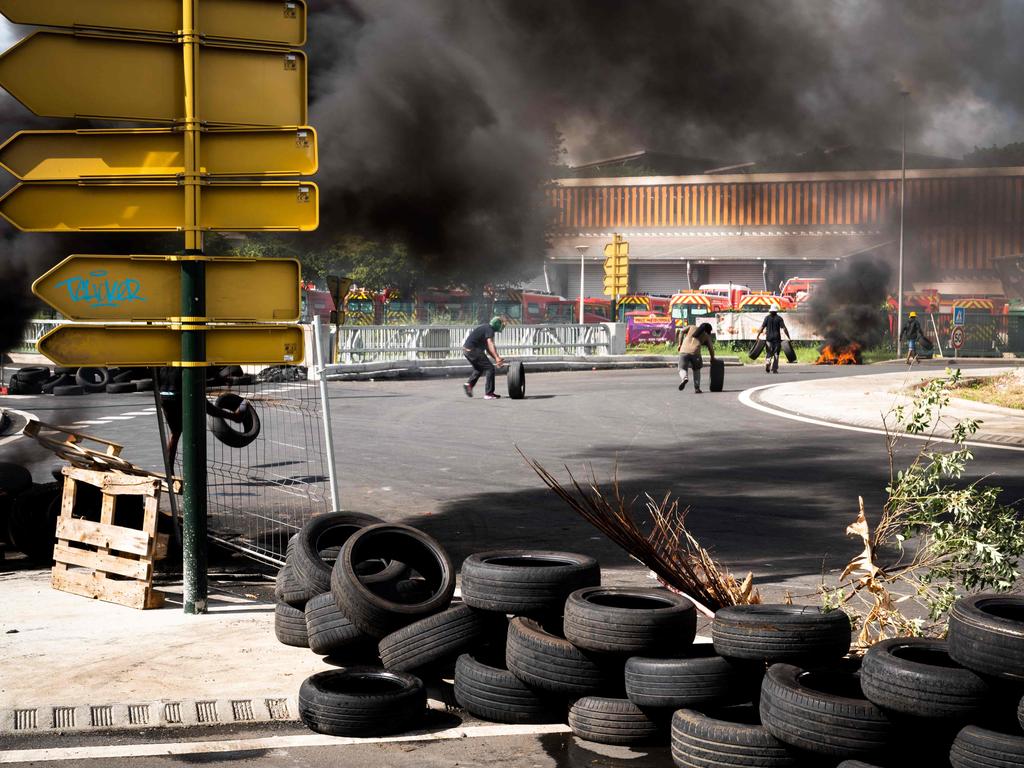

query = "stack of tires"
[[6, 366, 156, 396]]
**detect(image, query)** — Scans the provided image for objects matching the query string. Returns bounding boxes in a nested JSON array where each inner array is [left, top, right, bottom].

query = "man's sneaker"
[[694, 387, 703, 394], [483, 393, 501, 400], [462, 383, 473, 397], [765, 362, 771, 373], [678, 379, 688, 391]]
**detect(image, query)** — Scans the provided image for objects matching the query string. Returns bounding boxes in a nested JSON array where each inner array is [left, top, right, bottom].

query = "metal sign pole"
[[314, 322, 340, 512]]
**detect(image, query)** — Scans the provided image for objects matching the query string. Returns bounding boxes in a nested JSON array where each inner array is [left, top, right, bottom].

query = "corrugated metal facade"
[[705, 264, 769, 289], [566, 266, 609, 300], [636, 264, 691, 295]]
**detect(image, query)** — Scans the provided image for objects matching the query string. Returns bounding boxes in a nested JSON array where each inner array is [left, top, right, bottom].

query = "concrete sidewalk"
[[748, 365, 1024, 448]]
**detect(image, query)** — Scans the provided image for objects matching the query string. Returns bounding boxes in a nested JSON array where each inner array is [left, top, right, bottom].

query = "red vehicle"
[[736, 292, 796, 312], [697, 284, 750, 312], [780, 277, 825, 304], [616, 294, 670, 322], [669, 291, 714, 328]]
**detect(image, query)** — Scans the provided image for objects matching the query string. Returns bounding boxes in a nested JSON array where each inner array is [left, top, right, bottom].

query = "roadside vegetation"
[[949, 370, 1024, 410]]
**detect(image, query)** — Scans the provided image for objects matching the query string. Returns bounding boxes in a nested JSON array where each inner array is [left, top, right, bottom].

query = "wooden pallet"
[[51, 466, 166, 610]]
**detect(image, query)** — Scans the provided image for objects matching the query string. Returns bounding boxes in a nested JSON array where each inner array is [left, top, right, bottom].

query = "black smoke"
[[808, 256, 893, 349]]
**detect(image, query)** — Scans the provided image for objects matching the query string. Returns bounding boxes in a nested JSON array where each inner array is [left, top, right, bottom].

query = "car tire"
[[134, 378, 154, 392], [76, 367, 110, 393], [506, 616, 622, 697], [948, 593, 1024, 682], [625, 644, 762, 709], [105, 382, 137, 394], [748, 339, 766, 360], [41, 373, 74, 394], [781, 339, 797, 363], [713, 604, 851, 663], [860, 637, 991, 719], [227, 374, 254, 386], [0, 462, 33, 495], [298, 668, 426, 737], [112, 368, 145, 383], [1019, 695, 1024, 732], [460, 550, 600, 615], [759, 662, 893, 759], [331, 523, 455, 638], [275, 563, 319, 607], [208, 392, 261, 448], [671, 707, 805, 768], [304, 592, 372, 657], [53, 384, 85, 397], [15, 365, 50, 383], [291, 512, 381, 596], [6, 482, 61, 563], [274, 601, 309, 647], [569, 696, 662, 745], [507, 361, 525, 399], [454, 652, 565, 724], [564, 586, 696, 656], [378, 604, 491, 673], [951, 725, 1024, 768]]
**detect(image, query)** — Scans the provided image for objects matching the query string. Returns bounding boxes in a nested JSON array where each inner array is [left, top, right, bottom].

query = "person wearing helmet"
[[677, 322, 716, 393], [462, 316, 505, 399], [754, 303, 791, 374], [901, 311, 925, 365]]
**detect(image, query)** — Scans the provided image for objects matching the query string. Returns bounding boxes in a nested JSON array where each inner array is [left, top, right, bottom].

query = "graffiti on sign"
[[55, 270, 145, 308]]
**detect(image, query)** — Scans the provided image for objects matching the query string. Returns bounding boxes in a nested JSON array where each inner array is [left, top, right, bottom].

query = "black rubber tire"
[[565, 586, 696, 656], [134, 378, 154, 392], [378, 603, 490, 673], [53, 384, 85, 396], [836, 763, 884, 768], [15, 365, 50, 383], [332, 523, 456, 638], [948, 593, 1024, 682], [105, 382, 136, 394], [625, 644, 761, 709], [1019, 695, 1024, 732], [41, 373, 74, 394], [671, 707, 805, 768], [304, 592, 372, 656], [749, 339, 766, 360], [208, 392, 261, 448], [298, 667, 426, 737], [569, 696, 662, 745], [781, 339, 797, 363], [861, 637, 991, 719], [6, 482, 61, 563], [507, 361, 525, 399], [227, 374, 255, 386], [460, 549, 601, 615], [291, 512, 380, 596], [9, 376, 41, 394], [0, 462, 32, 495], [951, 725, 1024, 768], [220, 365, 244, 379], [275, 563, 319, 607], [709, 358, 725, 392], [506, 616, 622, 696], [759, 662, 893, 758], [274, 601, 309, 647], [713, 605, 851, 663], [454, 652, 565, 724], [112, 367, 145, 383], [76, 367, 110, 393]]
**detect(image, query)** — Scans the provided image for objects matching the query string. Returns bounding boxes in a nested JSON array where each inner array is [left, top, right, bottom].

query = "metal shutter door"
[[636, 263, 689, 295], [706, 263, 769, 291], [566, 263, 608, 299]]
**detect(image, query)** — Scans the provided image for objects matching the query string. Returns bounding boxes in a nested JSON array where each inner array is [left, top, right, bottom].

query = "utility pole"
[[575, 245, 589, 324], [896, 89, 909, 357]]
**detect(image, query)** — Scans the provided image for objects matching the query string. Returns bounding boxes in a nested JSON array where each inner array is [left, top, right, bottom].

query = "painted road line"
[[0, 723, 572, 763], [121, 411, 154, 416], [738, 384, 1024, 453], [97, 416, 136, 421]]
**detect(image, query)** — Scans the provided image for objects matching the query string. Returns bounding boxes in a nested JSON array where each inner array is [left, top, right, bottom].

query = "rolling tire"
[[708, 358, 725, 392], [53, 385, 85, 397], [671, 707, 804, 768], [290, 512, 381, 596], [507, 361, 525, 399], [460, 550, 600, 615], [208, 392, 261, 448], [860, 637, 991, 719], [274, 601, 309, 647], [625, 645, 762, 709], [759, 663, 893, 759], [713, 604, 851, 663], [564, 586, 696, 656], [298, 667, 426, 737], [951, 725, 1024, 768], [0, 463, 33, 495], [105, 382, 136, 394], [454, 652, 565, 724], [275, 563, 319, 608], [781, 339, 797, 363], [749, 339, 766, 360], [331, 523, 456, 638], [948, 593, 1024, 682], [506, 616, 622, 697], [568, 696, 662, 745], [75, 367, 110, 393], [304, 592, 372, 657], [15, 365, 50, 383], [378, 604, 490, 673], [134, 378, 154, 392]]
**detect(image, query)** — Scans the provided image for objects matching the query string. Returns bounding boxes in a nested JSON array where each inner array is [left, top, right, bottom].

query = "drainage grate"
[[13, 709, 37, 731], [231, 700, 255, 722], [195, 701, 219, 724], [128, 704, 150, 726], [265, 698, 290, 720], [164, 702, 182, 724], [52, 707, 75, 729], [89, 706, 113, 728]]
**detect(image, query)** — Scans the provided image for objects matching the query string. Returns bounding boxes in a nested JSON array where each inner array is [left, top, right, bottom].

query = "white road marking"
[[121, 411, 154, 416], [738, 384, 1024, 453], [0, 723, 571, 763], [97, 416, 135, 421], [71, 420, 110, 426]]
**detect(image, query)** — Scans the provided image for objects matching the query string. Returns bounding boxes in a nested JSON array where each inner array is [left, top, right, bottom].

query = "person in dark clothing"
[[462, 317, 505, 399], [901, 311, 926, 365], [754, 303, 791, 374], [157, 367, 247, 462]]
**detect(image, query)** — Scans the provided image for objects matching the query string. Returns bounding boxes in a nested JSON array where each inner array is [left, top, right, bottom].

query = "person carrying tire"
[[754, 303, 791, 374], [462, 317, 505, 400], [677, 322, 715, 394], [157, 367, 248, 462], [900, 311, 926, 365]]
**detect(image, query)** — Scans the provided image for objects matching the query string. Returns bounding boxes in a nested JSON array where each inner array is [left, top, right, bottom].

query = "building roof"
[[547, 231, 894, 264], [563, 150, 725, 178]]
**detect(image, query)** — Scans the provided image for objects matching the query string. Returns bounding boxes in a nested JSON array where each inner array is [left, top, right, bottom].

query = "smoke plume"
[[808, 256, 893, 349]]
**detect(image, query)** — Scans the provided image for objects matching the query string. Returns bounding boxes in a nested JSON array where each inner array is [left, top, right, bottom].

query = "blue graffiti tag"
[[55, 270, 146, 308]]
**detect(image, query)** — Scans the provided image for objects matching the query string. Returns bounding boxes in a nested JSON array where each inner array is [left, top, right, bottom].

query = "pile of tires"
[[6, 366, 157, 396]]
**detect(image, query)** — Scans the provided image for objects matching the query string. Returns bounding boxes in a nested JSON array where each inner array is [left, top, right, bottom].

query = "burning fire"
[[816, 343, 862, 365]]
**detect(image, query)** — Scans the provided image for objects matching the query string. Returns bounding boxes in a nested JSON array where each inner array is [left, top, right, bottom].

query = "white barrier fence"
[[18, 319, 62, 352]]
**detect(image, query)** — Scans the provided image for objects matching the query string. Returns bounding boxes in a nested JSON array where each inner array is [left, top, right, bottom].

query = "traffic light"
[[603, 234, 629, 296]]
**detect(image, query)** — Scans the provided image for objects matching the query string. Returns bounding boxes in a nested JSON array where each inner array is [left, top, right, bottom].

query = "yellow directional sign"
[[0, 181, 319, 232], [0, 128, 317, 180], [0, 32, 307, 125], [33, 255, 302, 322], [38, 324, 305, 367], [0, 0, 307, 46]]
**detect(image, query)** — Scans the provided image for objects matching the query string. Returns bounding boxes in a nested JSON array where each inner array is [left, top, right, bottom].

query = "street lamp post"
[[896, 90, 909, 355], [575, 245, 589, 324]]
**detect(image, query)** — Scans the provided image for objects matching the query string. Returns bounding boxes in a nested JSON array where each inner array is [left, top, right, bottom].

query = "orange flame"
[[816, 343, 862, 365]]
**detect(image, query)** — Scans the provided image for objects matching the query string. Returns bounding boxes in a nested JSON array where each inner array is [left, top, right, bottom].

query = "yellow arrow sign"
[[0, 32, 307, 125], [0, 0, 307, 46], [33, 255, 302, 322], [38, 324, 305, 367], [0, 128, 317, 180], [0, 181, 318, 232]]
